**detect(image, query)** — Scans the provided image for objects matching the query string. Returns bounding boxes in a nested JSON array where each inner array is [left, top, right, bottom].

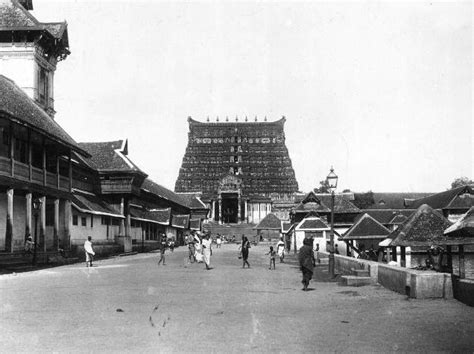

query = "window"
[[37, 65, 49, 106], [13, 124, 28, 164], [73, 215, 78, 226], [45, 204, 54, 226], [81, 217, 87, 227], [90, 215, 94, 228], [0, 118, 10, 158]]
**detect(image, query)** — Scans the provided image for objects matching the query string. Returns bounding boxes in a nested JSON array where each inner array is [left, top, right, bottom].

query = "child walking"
[[266, 246, 276, 270]]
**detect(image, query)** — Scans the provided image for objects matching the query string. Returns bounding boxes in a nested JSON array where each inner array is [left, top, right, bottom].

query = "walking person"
[[266, 246, 276, 270], [188, 240, 196, 263], [158, 233, 167, 265], [84, 236, 95, 267], [298, 238, 316, 291], [202, 233, 212, 270], [216, 234, 222, 248], [24, 235, 34, 256], [276, 237, 285, 263], [240, 235, 251, 268]]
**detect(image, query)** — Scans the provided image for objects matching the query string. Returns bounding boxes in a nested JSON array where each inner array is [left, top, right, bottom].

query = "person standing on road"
[[298, 237, 315, 291], [240, 235, 251, 268], [276, 237, 285, 263], [158, 233, 167, 265], [266, 246, 276, 270], [84, 236, 95, 267], [202, 233, 212, 270]]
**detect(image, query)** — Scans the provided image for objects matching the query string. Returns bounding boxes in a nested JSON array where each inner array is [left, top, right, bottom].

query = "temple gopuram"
[[175, 116, 299, 224]]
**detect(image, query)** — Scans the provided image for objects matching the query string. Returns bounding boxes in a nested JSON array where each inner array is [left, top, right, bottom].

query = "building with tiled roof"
[[292, 216, 330, 251], [343, 213, 391, 255]]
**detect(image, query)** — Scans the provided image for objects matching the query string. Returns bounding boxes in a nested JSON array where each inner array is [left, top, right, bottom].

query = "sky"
[[33, 0, 472, 193]]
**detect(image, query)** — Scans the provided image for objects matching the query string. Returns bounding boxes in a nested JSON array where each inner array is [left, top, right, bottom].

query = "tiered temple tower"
[[175, 116, 299, 224]]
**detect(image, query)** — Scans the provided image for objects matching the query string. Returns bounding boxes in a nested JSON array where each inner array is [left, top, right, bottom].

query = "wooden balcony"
[[0, 156, 71, 192], [100, 179, 134, 194]]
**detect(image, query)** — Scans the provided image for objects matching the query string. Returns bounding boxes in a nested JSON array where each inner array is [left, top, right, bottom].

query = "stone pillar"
[[53, 199, 59, 250], [211, 200, 216, 221], [237, 195, 241, 224], [6, 189, 14, 253], [400, 247, 406, 268], [40, 196, 46, 252], [25, 193, 32, 239], [64, 200, 71, 250], [125, 199, 131, 237], [218, 197, 222, 224]]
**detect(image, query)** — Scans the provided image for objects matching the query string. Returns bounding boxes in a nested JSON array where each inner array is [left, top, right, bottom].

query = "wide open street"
[[1, 244, 473, 353]]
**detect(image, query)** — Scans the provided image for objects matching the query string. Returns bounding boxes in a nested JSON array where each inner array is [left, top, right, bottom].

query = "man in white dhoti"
[[201, 233, 212, 270], [194, 233, 203, 263], [84, 236, 95, 267], [276, 237, 285, 263]]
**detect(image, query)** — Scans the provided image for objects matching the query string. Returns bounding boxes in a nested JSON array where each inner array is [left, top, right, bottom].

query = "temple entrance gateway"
[[221, 193, 238, 223]]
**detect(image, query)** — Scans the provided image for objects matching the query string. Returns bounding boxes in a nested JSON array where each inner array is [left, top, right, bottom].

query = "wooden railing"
[[100, 179, 133, 194]]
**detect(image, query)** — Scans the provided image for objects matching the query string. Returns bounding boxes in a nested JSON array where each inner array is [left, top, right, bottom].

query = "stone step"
[[339, 275, 373, 287], [352, 269, 370, 277]]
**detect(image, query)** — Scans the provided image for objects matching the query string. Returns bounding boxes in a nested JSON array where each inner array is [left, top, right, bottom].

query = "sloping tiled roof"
[[444, 206, 474, 237], [343, 213, 390, 240], [389, 204, 459, 247], [297, 217, 329, 230], [72, 192, 123, 217], [0, 0, 38, 28], [142, 178, 189, 208], [409, 186, 474, 210], [355, 192, 433, 209], [356, 209, 414, 225], [317, 195, 360, 213], [0, 75, 88, 155], [171, 214, 190, 229], [176, 192, 208, 209], [254, 213, 281, 230], [281, 221, 293, 233], [295, 201, 331, 213], [389, 214, 408, 225], [130, 207, 171, 225], [78, 140, 144, 173]]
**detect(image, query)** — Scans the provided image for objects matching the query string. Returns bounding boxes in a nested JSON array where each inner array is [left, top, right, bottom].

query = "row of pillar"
[[4, 189, 70, 253]]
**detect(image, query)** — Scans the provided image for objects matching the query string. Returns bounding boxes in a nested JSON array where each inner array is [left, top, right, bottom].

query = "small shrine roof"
[[388, 204, 465, 247], [296, 217, 329, 231], [343, 213, 390, 240], [254, 213, 282, 230]]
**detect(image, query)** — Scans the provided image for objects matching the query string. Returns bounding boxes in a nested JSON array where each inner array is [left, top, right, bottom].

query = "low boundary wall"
[[323, 252, 453, 299]]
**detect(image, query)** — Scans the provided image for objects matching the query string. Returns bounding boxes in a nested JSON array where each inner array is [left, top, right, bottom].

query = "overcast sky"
[[33, 0, 472, 193]]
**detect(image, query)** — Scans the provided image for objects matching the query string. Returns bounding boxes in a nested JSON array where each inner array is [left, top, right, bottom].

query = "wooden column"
[[211, 200, 215, 221], [53, 199, 59, 250], [400, 246, 406, 268], [124, 199, 131, 237], [386, 247, 391, 263], [40, 196, 46, 252], [459, 245, 465, 279], [237, 195, 241, 224], [392, 246, 397, 262], [64, 200, 71, 250], [119, 198, 125, 235], [446, 245, 453, 272], [6, 189, 14, 253], [218, 197, 222, 225], [25, 193, 32, 239], [244, 200, 248, 223]]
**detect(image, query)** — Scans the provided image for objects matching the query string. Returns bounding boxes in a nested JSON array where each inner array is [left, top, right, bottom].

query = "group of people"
[[186, 232, 213, 270]]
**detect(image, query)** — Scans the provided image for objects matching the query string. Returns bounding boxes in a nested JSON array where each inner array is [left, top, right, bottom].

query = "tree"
[[450, 177, 474, 189], [314, 179, 330, 193], [353, 191, 375, 209]]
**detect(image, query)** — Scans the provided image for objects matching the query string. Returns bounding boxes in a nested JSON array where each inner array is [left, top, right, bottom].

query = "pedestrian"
[[84, 236, 95, 267], [194, 233, 203, 263], [276, 237, 285, 263], [266, 246, 276, 270], [298, 237, 315, 291], [335, 244, 340, 255], [24, 235, 34, 256], [188, 240, 196, 263], [202, 233, 212, 270], [240, 235, 251, 268], [158, 233, 167, 265], [216, 234, 222, 248]]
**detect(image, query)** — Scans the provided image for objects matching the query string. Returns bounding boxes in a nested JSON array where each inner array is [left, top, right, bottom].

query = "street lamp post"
[[32, 198, 42, 266], [326, 167, 338, 278]]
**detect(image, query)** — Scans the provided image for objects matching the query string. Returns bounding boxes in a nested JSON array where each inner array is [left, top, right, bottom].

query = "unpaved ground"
[[1, 244, 473, 353]]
